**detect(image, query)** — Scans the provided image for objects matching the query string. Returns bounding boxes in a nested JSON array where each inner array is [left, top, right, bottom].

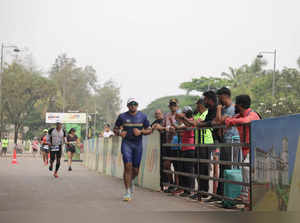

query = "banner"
[[46, 112, 86, 124], [251, 114, 300, 211]]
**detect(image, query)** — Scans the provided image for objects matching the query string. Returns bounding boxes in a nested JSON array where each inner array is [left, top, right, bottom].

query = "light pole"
[[257, 49, 277, 98], [0, 43, 21, 138], [94, 101, 97, 138]]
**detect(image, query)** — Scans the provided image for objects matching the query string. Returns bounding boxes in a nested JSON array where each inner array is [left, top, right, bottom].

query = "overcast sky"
[[1, 0, 299, 111]]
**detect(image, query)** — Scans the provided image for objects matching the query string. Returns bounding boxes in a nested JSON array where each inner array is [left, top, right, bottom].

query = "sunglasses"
[[128, 102, 138, 106]]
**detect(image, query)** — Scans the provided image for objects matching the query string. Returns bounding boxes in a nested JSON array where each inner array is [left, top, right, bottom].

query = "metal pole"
[[85, 113, 88, 141], [0, 44, 4, 138], [272, 49, 277, 98], [63, 72, 65, 113], [94, 102, 97, 138]]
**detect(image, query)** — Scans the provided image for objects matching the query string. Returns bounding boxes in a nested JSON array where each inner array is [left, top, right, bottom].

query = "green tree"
[[2, 62, 56, 143], [49, 54, 97, 112], [142, 95, 199, 122]]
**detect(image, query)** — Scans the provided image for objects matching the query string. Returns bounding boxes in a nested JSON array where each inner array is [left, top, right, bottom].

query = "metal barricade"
[[160, 123, 252, 210]]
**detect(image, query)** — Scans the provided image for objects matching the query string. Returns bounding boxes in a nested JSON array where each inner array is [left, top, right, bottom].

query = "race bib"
[[51, 145, 60, 151], [43, 145, 49, 150]]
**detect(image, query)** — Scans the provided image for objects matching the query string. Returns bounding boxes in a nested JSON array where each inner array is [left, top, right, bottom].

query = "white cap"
[[183, 106, 193, 113], [127, 98, 138, 105]]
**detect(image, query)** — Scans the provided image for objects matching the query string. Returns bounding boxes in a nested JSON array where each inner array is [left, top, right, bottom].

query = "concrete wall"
[[83, 131, 161, 191]]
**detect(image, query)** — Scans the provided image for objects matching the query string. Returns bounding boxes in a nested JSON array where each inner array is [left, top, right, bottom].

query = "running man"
[[113, 98, 152, 201], [40, 129, 50, 165], [48, 122, 67, 178], [0, 136, 9, 158], [66, 128, 80, 171]]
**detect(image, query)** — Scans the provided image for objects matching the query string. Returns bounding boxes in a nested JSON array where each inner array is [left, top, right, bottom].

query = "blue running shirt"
[[114, 111, 150, 142]]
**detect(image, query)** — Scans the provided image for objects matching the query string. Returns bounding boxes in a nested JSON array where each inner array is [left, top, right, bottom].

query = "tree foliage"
[[142, 95, 198, 122], [2, 54, 122, 140], [176, 57, 300, 118]]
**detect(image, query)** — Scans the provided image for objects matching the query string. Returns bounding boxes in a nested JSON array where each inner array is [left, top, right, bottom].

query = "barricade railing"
[[160, 123, 252, 210]]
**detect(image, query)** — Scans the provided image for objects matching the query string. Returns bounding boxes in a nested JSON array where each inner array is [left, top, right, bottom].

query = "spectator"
[[175, 106, 195, 197], [190, 97, 214, 200], [225, 94, 260, 203], [156, 98, 181, 193], [151, 109, 164, 129], [176, 91, 220, 201], [103, 124, 114, 138], [215, 87, 241, 196]]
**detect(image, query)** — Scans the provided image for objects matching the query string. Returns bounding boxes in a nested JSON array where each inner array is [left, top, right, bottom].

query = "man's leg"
[[180, 150, 195, 196], [130, 141, 143, 195], [123, 162, 133, 190], [241, 153, 250, 201], [55, 150, 62, 173], [217, 141, 232, 196], [49, 151, 55, 171], [198, 147, 209, 193], [121, 141, 133, 200]]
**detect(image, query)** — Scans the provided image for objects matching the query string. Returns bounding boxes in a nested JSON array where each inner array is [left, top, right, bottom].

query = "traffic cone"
[[12, 149, 17, 164]]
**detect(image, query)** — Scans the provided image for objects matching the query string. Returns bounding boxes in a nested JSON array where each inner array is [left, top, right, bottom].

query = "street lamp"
[[257, 49, 277, 98], [0, 43, 21, 138]]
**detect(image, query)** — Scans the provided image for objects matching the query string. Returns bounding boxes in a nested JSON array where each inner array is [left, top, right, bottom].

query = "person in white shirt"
[[47, 122, 66, 178], [102, 124, 114, 138]]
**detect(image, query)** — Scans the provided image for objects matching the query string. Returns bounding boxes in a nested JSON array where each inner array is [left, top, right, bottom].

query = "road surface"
[[0, 157, 225, 223]]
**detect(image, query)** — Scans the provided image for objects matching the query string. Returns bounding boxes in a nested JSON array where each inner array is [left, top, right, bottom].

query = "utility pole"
[[94, 100, 97, 138], [257, 49, 277, 98]]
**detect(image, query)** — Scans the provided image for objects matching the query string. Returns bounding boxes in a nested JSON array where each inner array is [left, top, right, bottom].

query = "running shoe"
[[189, 194, 199, 200], [172, 188, 184, 196], [49, 164, 53, 171], [123, 192, 131, 201], [68, 166, 72, 171], [53, 172, 59, 178], [164, 186, 176, 193], [204, 196, 220, 203]]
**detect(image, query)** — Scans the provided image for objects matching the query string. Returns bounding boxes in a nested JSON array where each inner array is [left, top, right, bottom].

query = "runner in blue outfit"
[[114, 98, 152, 201]]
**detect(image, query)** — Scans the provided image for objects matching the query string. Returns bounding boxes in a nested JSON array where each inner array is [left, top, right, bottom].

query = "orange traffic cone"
[[12, 149, 17, 164]]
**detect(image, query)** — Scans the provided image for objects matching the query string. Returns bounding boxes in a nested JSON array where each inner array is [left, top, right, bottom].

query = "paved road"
[[0, 157, 224, 223]]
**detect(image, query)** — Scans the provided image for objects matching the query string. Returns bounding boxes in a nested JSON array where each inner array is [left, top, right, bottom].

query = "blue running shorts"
[[121, 140, 143, 168]]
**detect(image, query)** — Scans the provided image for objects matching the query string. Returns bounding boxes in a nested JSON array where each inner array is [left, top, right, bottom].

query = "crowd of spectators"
[[151, 87, 260, 206]]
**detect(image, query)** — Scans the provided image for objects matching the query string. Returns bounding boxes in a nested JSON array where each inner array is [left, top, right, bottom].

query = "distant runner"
[[40, 129, 50, 166], [0, 136, 9, 158], [32, 137, 40, 158], [113, 98, 152, 201], [66, 128, 80, 171], [48, 122, 66, 178]]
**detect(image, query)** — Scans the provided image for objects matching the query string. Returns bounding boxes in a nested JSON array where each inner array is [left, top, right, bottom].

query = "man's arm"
[[225, 115, 252, 127], [113, 115, 124, 136], [133, 116, 152, 136], [176, 113, 197, 127]]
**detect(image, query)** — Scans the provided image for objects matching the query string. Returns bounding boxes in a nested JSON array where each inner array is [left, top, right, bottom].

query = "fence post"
[[249, 123, 253, 211]]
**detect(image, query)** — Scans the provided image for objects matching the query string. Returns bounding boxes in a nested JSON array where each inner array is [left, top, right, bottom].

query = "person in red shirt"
[[225, 95, 260, 203], [174, 106, 195, 197]]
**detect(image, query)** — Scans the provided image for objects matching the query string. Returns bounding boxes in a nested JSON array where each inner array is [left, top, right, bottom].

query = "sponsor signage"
[[46, 112, 87, 124]]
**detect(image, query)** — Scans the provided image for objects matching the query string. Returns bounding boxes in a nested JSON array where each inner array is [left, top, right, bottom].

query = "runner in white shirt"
[[47, 122, 66, 178]]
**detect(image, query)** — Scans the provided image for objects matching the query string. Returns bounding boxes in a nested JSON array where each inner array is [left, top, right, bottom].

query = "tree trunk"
[[14, 124, 19, 144]]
